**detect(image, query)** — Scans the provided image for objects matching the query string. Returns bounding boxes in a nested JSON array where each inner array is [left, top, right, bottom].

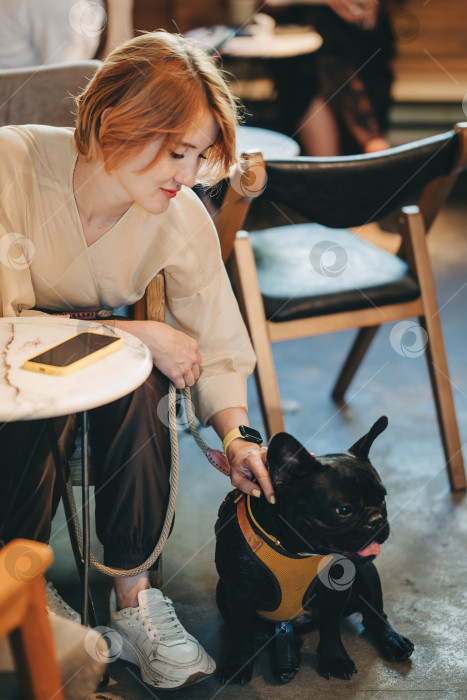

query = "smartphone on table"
[[23, 332, 123, 376]]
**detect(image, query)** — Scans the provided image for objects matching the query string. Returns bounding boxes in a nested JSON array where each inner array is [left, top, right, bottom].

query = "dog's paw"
[[273, 621, 301, 684], [317, 642, 357, 680], [216, 659, 255, 686], [373, 626, 414, 661]]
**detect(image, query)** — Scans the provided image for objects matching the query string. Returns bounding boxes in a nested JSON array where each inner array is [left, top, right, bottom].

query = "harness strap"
[[237, 496, 334, 621], [237, 494, 263, 553]]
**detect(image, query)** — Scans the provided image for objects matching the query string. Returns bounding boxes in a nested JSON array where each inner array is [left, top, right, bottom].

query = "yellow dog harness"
[[237, 495, 334, 621]]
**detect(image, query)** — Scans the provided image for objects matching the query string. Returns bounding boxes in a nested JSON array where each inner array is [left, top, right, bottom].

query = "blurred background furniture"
[[0, 61, 101, 127], [0, 539, 107, 699], [131, 0, 467, 144], [237, 124, 300, 157], [216, 125, 467, 491]]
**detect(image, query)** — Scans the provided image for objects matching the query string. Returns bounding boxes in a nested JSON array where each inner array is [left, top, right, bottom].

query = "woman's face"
[[111, 110, 220, 215]]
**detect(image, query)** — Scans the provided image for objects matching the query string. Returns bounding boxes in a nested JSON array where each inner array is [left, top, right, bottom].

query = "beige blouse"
[[0, 125, 256, 424]]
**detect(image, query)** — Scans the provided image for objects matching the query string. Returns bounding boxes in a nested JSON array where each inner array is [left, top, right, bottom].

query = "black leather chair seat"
[[249, 224, 420, 322]]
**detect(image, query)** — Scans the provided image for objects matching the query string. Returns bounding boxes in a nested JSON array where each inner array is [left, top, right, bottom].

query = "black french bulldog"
[[214, 416, 414, 685]]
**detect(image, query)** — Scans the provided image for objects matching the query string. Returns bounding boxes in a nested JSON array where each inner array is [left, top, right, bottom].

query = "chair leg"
[[420, 314, 466, 491], [230, 234, 285, 439], [403, 209, 466, 491], [332, 326, 380, 401], [47, 421, 98, 627], [10, 579, 64, 700]]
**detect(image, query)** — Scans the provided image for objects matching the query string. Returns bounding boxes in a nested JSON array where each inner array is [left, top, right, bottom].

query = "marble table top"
[[222, 28, 322, 58], [237, 125, 300, 158], [0, 317, 153, 421]]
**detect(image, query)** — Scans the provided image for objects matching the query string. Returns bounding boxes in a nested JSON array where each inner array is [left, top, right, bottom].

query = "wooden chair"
[[215, 124, 467, 492], [0, 539, 64, 699], [0, 539, 108, 699]]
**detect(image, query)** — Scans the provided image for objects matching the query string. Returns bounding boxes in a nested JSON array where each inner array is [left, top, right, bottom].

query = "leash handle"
[[182, 386, 232, 475], [206, 448, 231, 475]]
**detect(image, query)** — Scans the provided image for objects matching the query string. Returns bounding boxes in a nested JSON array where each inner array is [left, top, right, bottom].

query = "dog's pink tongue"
[[358, 541, 380, 557]]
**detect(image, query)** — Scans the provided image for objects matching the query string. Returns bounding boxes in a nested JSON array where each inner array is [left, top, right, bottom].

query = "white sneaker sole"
[[116, 627, 216, 689]]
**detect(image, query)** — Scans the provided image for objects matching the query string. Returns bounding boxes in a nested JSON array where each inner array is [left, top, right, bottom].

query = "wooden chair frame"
[[0, 540, 64, 700], [215, 129, 467, 492]]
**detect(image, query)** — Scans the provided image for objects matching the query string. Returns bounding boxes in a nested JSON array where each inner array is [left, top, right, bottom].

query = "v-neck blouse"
[[0, 125, 255, 423]]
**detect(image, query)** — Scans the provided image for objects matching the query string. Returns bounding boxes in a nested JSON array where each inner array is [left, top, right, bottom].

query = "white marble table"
[[0, 317, 153, 422], [237, 125, 300, 158], [221, 27, 322, 58], [0, 316, 153, 625]]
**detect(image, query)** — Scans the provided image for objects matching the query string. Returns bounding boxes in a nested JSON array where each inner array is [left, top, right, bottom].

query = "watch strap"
[[222, 427, 263, 455]]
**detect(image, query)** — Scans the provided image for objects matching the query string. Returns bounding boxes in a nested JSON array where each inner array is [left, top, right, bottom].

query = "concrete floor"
[[47, 188, 467, 699]]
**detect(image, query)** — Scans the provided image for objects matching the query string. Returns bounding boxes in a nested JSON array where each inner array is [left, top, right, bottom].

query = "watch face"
[[239, 425, 263, 444]]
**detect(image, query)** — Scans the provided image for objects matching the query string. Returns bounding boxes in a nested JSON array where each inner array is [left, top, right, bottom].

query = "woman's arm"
[[110, 319, 274, 502], [112, 319, 202, 388]]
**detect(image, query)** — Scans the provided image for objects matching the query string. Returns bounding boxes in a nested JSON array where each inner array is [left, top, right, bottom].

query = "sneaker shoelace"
[[133, 596, 187, 645], [45, 581, 79, 620]]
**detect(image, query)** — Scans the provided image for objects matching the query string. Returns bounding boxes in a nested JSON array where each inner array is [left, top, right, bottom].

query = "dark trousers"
[[0, 367, 171, 571]]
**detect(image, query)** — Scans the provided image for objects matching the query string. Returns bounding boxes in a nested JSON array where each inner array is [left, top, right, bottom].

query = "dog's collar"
[[245, 494, 312, 557]]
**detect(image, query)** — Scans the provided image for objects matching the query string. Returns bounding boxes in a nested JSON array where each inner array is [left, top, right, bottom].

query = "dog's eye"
[[336, 505, 353, 516]]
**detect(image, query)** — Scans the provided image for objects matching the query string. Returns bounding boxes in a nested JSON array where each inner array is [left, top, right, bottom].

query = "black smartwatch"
[[223, 425, 263, 454]]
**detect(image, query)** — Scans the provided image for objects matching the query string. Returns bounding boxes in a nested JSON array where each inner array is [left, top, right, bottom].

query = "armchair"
[[216, 125, 467, 491]]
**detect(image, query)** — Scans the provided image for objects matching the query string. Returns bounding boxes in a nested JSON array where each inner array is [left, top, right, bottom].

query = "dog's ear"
[[349, 416, 388, 460], [267, 432, 322, 484]]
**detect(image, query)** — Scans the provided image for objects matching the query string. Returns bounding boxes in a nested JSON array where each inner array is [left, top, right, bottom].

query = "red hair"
[[74, 31, 239, 184]]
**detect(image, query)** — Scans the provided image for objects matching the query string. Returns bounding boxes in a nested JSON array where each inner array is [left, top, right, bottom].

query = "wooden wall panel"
[[133, 0, 227, 34], [392, 0, 467, 101]]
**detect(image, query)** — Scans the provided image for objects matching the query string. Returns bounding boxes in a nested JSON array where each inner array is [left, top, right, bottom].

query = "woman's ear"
[[101, 107, 112, 124]]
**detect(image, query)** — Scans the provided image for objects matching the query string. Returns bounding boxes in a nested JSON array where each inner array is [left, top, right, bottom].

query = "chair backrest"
[[215, 151, 268, 262], [233, 124, 467, 239], [0, 61, 101, 127]]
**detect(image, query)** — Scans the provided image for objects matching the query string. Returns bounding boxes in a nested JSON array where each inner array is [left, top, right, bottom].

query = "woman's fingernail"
[[269, 495, 276, 505], [252, 489, 261, 498]]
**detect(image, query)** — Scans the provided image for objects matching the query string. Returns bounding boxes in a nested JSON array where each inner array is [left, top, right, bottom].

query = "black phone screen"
[[28, 332, 120, 367]]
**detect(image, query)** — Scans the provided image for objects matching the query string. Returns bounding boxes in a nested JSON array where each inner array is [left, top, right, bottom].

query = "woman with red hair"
[[0, 31, 274, 690]]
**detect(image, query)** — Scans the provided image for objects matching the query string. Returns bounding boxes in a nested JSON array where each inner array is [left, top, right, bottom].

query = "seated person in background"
[[265, 0, 400, 155], [0, 31, 274, 690], [0, 0, 134, 68]]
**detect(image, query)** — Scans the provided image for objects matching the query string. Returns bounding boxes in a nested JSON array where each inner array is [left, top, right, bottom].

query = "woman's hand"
[[113, 319, 201, 388], [328, 0, 378, 27], [226, 440, 275, 504]]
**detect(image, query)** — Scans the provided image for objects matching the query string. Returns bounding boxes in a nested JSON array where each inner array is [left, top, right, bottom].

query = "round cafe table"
[[221, 24, 322, 59], [0, 316, 153, 624], [0, 317, 152, 420], [237, 125, 300, 158]]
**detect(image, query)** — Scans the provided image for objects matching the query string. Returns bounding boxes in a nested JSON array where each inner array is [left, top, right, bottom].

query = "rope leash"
[[66, 384, 221, 577]]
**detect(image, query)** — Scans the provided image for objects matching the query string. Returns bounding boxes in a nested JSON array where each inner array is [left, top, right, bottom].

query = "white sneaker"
[[109, 588, 215, 689], [45, 580, 81, 624]]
